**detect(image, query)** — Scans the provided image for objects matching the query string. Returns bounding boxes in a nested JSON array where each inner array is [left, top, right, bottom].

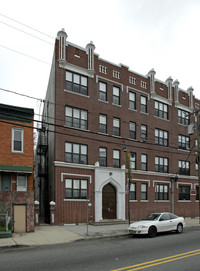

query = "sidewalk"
[[0, 218, 199, 248]]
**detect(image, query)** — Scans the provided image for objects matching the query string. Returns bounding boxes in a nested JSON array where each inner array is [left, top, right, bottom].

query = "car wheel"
[[176, 223, 183, 234], [148, 226, 157, 238]]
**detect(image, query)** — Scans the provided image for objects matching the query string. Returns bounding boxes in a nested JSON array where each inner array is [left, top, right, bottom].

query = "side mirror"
[[159, 218, 164, 221]]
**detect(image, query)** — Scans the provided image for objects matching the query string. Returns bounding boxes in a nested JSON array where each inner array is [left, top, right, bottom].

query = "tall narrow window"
[[141, 184, 148, 200], [99, 147, 107, 166], [141, 125, 147, 140], [99, 114, 107, 134], [130, 122, 136, 139], [130, 152, 136, 169], [129, 92, 136, 110], [113, 118, 120, 136], [12, 128, 23, 152], [17, 174, 27, 191], [141, 96, 147, 113], [113, 150, 120, 168], [141, 154, 147, 171], [99, 82, 107, 101], [113, 86, 120, 105], [130, 183, 136, 200]]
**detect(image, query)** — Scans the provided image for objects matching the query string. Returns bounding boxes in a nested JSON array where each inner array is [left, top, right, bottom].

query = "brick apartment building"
[[0, 103, 34, 232], [38, 29, 200, 225]]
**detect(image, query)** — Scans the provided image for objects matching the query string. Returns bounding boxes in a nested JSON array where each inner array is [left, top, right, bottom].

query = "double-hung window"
[[12, 128, 23, 152], [113, 86, 120, 105], [130, 122, 136, 140], [141, 125, 147, 141], [179, 185, 190, 200], [99, 82, 107, 101], [113, 118, 120, 136], [155, 129, 168, 146], [65, 143, 87, 164], [178, 109, 189, 125], [65, 179, 87, 199], [129, 92, 136, 110], [99, 114, 107, 134], [179, 160, 190, 175], [155, 157, 168, 173], [155, 101, 168, 120], [66, 71, 88, 95], [130, 152, 136, 169], [155, 184, 169, 200], [99, 147, 107, 166], [17, 174, 27, 191], [141, 96, 147, 113], [113, 150, 120, 168], [178, 135, 190, 150], [141, 184, 148, 200], [141, 154, 147, 171], [130, 183, 136, 200], [65, 106, 88, 130]]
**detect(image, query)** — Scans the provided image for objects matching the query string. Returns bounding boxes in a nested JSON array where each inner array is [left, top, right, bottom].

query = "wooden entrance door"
[[102, 183, 116, 219], [14, 205, 26, 233]]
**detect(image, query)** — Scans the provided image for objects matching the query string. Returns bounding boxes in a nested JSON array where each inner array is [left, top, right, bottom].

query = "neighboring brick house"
[[38, 29, 199, 225], [0, 103, 34, 232]]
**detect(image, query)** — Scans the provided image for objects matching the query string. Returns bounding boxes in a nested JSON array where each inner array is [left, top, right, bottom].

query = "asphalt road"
[[0, 227, 200, 271]]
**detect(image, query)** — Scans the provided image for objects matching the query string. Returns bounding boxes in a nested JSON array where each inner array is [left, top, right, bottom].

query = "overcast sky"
[[1, 0, 200, 118]]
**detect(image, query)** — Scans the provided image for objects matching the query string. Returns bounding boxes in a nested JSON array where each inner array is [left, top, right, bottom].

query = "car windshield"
[[141, 214, 161, 221]]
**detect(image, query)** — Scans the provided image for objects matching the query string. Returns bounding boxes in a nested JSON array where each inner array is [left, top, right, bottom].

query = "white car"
[[128, 212, 185, 238]]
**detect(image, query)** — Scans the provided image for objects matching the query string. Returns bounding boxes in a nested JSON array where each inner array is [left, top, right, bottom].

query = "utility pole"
[[197, 111, 200, 224], [125, 151, 133, 225]]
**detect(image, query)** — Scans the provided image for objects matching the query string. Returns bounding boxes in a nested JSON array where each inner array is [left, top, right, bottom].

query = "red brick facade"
[[40, 30, 199, 224], [0, 104, 34, 232]]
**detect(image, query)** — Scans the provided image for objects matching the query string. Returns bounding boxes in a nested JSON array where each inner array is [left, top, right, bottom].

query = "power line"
[[0, 87, 44, 102], [0, 13, 54, 40], [0, 86, 196, 149], [0, 112, 197, 158], [0, 44, 51, 65], [0, 118, 198, 179], [0, 85, 198, 151], [0, 20, 54, 45]]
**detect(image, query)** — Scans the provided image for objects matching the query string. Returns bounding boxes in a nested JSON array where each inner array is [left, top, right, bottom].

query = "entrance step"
[[91, 219, 128, 226], [0, 231, 12, 239]]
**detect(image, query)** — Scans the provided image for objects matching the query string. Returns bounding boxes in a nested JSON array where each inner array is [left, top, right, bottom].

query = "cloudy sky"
[[1, 0, 200, 118]]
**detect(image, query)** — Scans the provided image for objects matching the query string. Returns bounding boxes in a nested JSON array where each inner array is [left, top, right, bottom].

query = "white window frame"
[[12, 128, 24, 153], [17, 174, 27, 191]]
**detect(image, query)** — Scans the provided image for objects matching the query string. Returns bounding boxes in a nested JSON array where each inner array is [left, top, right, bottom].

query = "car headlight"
[[139, 225, 148, 229]]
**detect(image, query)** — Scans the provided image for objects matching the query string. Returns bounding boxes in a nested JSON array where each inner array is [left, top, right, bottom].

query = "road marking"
[[111, 249, 200, 271]]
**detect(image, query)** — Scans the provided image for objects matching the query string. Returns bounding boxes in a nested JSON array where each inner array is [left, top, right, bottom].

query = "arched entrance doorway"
[[102, 183, 116, 219]]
